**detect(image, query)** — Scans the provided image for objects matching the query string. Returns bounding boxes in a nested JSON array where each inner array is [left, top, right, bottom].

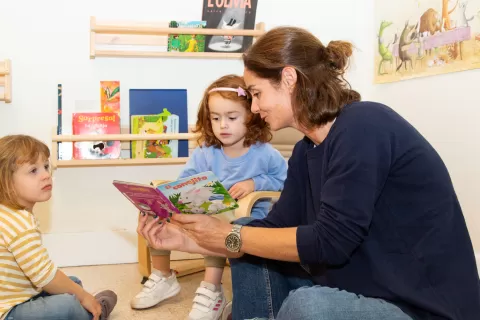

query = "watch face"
[[225, 233, 241, 252]]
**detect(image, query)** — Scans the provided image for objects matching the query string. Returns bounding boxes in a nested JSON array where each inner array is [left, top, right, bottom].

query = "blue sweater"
[[248, 101, 480, 319], [178, 142, 287, 219]]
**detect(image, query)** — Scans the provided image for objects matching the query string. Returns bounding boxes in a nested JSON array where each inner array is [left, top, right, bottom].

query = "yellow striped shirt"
[[0, 204, 57, 318]]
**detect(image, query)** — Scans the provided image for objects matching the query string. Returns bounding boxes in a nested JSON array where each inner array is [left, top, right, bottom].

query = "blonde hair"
[[194, 74, 272, 148], [0, 135, 50, 210]]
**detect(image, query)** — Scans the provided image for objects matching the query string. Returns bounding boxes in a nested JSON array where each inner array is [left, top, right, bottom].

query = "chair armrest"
[[234, 191, 281, 219]]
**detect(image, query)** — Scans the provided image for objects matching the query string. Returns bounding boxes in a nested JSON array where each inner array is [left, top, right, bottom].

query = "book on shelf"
[[113, 171, 238, 221], [100, 81, 120, 115], [72, 112, 121, 160], [130, 108, 179, 159], [129, 89, 189, 157], [167, 20, 207, 53], [201, 0, 258, 53]]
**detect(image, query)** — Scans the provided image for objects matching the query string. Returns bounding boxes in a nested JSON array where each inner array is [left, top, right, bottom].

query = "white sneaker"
[[130, 269, 181, 309], [188, 281, 227, 320], [221, 301, 232, 320]]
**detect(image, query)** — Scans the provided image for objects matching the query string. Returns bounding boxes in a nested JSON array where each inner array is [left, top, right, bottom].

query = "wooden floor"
[[61, 260, 232, 320]]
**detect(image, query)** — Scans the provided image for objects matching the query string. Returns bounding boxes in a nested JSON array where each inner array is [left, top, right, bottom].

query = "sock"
[[152, 268, 171, 278]]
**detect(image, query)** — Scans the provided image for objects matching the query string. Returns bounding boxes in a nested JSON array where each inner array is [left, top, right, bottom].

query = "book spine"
[[57, 84, 62, 160]]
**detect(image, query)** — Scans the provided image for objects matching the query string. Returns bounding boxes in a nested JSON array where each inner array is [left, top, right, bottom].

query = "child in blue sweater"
[[130, 75, 287, 320]]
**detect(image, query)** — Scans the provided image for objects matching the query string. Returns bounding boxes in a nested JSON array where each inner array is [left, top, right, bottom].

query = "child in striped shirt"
[[0, 135, 117, 320]]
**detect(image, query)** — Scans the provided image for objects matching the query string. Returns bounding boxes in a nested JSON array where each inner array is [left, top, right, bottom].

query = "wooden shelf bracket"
[[0, 59, 12, 103]]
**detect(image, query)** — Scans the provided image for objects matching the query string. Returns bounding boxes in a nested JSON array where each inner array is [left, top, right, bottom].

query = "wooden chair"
[[137, 127, 303, 280]]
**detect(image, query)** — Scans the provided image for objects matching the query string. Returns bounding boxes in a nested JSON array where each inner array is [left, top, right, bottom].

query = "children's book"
[[72, 112, 121, 160], [131, 108, 179, 159], [129, 89, 189, 157], [167, 20, 207, 52], [113, 171, 238, 219], [100, 81, 120, 115], [201, 0, 258, 53]]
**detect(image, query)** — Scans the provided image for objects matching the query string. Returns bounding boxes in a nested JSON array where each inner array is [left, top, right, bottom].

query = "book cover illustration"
[[201, 0, 258, 53], [167, 20, 207, 52], [129, 89, 189, 157], [131, 108, 179, 159], [157, 171, 239, 215], [72, 112, 121, 160], [113, 180, 180, 219], [101, 81, 120, 115]]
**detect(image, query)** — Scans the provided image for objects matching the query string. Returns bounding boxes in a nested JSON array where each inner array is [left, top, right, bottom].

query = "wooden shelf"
[[89, 16, 265, 59], [51, 129, 199, 170], [52, 133, 197, 143], [0, 59, 11, 103], [56, 157, 189, 168]]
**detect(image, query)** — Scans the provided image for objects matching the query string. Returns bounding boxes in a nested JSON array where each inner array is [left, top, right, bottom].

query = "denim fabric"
[[5, 276, 93, 320], [229, 228, 413, 320]]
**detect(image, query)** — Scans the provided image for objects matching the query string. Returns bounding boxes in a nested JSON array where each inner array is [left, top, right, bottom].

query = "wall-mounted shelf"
[[51, 129, 200, 170], [0, 59, 12, 103], [90, 17, 265, 59]]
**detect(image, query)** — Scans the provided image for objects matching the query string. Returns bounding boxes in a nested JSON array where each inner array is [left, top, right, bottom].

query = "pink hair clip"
[[208, 87, 248, 97]]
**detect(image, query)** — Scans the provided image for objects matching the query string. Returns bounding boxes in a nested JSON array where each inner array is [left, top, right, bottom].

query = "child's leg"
[[6, 275, 117, 320], [203, 257, 227, 288], [188, 256, 228, 319], [5, 293, 92, 320], [151, 248, 172, 275], [130, 249, 180, 309]]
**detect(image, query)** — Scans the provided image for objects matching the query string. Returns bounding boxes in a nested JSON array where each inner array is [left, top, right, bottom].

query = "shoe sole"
[[130, 284, 181, 309], [221, 301, 232, 320]]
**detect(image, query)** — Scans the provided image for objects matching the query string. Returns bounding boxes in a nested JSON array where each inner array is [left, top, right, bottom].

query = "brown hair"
[[0, 135, 50, 210], [242, 26, 361, 129], [194, 74, 272, 148]]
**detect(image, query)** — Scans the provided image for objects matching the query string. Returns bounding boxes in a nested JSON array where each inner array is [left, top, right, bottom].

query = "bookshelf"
[[51, 128, 200, 170], [89, 16, 266, 59], [0, 59, 12, 103]]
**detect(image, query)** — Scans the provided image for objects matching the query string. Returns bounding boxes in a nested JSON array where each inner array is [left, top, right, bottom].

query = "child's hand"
[[229, 179, 255, 200], [79, 292, 102, 320]]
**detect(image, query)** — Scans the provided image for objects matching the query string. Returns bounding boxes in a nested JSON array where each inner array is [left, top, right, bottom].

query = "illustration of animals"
[[178, 187, 229, 214], [419, 8, 442, 35], [207, 200, 227, 214], [443, 0, 459, 30], [135, 117, 171, 159], [179, 187, 215, 207], [377, 20, 397, 75], [396, 21, 418, 72], [455, 1, 475, 27]]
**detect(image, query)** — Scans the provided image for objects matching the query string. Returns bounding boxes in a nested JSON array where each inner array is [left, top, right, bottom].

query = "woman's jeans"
[[230, 218, 413, 320], [5, 276, 94, 320]]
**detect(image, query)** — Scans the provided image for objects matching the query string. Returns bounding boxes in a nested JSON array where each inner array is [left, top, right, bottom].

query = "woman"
[[138, 26, 480, 320]]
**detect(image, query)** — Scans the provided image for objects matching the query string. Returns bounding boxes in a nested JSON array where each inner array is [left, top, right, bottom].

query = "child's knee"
[[68, 276, 82, 287], [54, 294, 90, 319]]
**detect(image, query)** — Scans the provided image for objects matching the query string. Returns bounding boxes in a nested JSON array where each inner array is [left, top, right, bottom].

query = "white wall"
[[0, 0, 477, 267]]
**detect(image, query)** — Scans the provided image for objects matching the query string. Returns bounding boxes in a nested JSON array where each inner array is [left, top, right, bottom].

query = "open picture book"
[[113, 171, 239, 219]]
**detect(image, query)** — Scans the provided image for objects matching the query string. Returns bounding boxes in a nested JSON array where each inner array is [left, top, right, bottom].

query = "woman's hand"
[[78, 292, 102, 320], [170, 213, 233, 253], [229, 179, 255, 199], [137, 213, 190, 252]]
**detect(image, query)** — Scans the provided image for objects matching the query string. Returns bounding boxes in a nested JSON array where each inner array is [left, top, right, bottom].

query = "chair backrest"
[[189, 126, 303, 159]]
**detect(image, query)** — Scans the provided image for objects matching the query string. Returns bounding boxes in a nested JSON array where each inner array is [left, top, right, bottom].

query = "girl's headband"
[[208, 87, 248, 97]]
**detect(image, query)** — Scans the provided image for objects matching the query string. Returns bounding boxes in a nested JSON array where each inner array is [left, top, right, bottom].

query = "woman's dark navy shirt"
[[247, 101, 480, 319]]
